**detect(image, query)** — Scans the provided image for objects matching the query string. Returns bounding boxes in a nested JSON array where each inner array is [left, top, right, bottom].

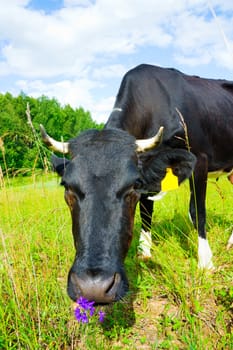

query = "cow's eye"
[[134, 179, 143, 190], [117, 180, 142, 199], [74, 187, 85, 200], [61, 181, 85, 200], [65, 190, 77, 209], [117, 179, 143, 198], [117, 185, 133, 198]]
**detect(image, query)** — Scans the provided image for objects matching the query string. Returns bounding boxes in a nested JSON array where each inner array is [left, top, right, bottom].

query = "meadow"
[[0, 173, 232, 349]]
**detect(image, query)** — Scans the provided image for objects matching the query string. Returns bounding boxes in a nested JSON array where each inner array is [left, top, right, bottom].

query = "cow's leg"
[[189, 154, 214, 269], [138, 194, 153, 257], [227, 231, 233, 249], [226, 173, 233, 249]]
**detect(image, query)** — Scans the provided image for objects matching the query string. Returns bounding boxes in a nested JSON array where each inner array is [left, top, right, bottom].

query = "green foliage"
[[0, 92, 103, 176], [0, 176, 232, 348]]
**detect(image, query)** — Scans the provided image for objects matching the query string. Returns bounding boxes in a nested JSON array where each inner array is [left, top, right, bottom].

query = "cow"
[[40, 125, 195, 303], [104, 64, 233, 269], [40, 64, 233, 303]]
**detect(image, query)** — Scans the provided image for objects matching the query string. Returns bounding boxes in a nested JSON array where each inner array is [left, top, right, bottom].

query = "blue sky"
[[0, 0, 233, 123]]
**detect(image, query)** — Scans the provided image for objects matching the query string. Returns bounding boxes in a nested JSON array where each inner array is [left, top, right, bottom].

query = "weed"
[[0, 174, 232, 348]]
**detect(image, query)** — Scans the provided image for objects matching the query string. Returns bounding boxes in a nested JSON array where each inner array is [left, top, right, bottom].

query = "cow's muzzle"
[[68, 271, 122, 304]]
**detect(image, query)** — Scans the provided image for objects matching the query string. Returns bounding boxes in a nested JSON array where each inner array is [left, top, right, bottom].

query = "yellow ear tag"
[[161, 168, 179, 192]]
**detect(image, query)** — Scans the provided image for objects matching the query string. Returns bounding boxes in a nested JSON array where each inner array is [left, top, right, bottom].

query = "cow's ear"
[[51, 154, 70, 176], [140, 148, 196, 193], [166, 149, 196, 185]]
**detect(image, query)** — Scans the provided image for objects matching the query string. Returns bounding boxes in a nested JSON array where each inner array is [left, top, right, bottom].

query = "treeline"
[[0, 92, 103, 176]]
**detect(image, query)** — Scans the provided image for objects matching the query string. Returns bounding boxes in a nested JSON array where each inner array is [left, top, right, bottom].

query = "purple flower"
[[74, 297, 105, 324], [74, 307, 81, 321], [89, 306, 95, 317], [98, 310, 106, 323], [78, 296, 95, 310], [80, 312, 89, 323]]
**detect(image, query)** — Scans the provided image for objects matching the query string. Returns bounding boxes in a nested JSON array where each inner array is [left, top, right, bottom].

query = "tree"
[[0, 92, 102, 176]]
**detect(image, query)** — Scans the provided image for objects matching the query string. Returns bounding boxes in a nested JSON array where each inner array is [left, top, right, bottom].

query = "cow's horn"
[[136, 126, 164, 153], [40, 124, 69, 154]]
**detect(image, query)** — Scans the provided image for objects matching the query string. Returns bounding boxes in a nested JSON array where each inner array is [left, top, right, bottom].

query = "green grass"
[[0, 174, 232, 349]]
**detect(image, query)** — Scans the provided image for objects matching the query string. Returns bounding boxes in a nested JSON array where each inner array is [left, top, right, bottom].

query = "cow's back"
[[181, 74, 233, 168], [106, 64, 187, 142], [106, 64, 233, 169]]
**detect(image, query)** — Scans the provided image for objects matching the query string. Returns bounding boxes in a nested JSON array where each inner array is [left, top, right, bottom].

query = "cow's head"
[[41, 126, 196, 303]]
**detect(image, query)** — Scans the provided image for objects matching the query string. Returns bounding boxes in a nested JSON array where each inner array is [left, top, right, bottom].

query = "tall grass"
[[0, 174, 232, 349]]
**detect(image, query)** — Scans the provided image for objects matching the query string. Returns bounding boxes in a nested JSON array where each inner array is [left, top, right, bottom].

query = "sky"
[[0, 0, 233, 123]]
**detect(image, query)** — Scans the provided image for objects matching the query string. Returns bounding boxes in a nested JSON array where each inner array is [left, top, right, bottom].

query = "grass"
[[0, 173, 232, 349]]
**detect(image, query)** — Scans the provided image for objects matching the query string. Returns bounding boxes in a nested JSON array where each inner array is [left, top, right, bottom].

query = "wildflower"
[[78, 296, 95, 315], [74, 307, 89, 323], [74, 296, 106, 324], [98, 310, 106, 323]]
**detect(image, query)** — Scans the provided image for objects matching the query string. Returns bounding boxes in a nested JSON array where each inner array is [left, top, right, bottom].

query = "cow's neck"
[[105, 108, 147, 138]]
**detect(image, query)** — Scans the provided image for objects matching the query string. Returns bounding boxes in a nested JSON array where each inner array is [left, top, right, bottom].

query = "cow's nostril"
[[86, 268, 102, 278], [70, 271, 122, 303], [105, 273, 121, 296]]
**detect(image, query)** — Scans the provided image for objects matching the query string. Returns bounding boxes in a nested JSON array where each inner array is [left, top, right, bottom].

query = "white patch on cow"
[[226, 231, 233, 249], [112, 107, 123, 112], [148, 192, 167, 201], [198, 237, 214, 269], [138, 229, 152, 257]]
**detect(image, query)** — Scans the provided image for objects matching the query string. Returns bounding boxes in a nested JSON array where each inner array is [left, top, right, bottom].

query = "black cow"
[[41, 64, 233, 303], [40, 123, 195, 303], [105, 64, 233, 269]]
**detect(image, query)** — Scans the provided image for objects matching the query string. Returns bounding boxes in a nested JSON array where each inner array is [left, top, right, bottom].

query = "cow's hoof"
[[226, 231, 233, 250], [198, 260, 215, 270], [138, 229, 152, 258], [198, 237, 214, 270]]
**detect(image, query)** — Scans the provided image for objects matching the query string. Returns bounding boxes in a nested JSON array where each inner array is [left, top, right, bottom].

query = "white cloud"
[[214, 45, 233, 70], [0, 1, 177, 79], [92, 64, 127, 80], [171, 8, 233, 69], [92, 96, 116, 123], [16, 78, 96, 105], [15, 77, 113, 122], [1, 1, 232, 76], [0, 0, 233, 122], [64, 0, 94, 7], [174, 52, 212, 67]]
